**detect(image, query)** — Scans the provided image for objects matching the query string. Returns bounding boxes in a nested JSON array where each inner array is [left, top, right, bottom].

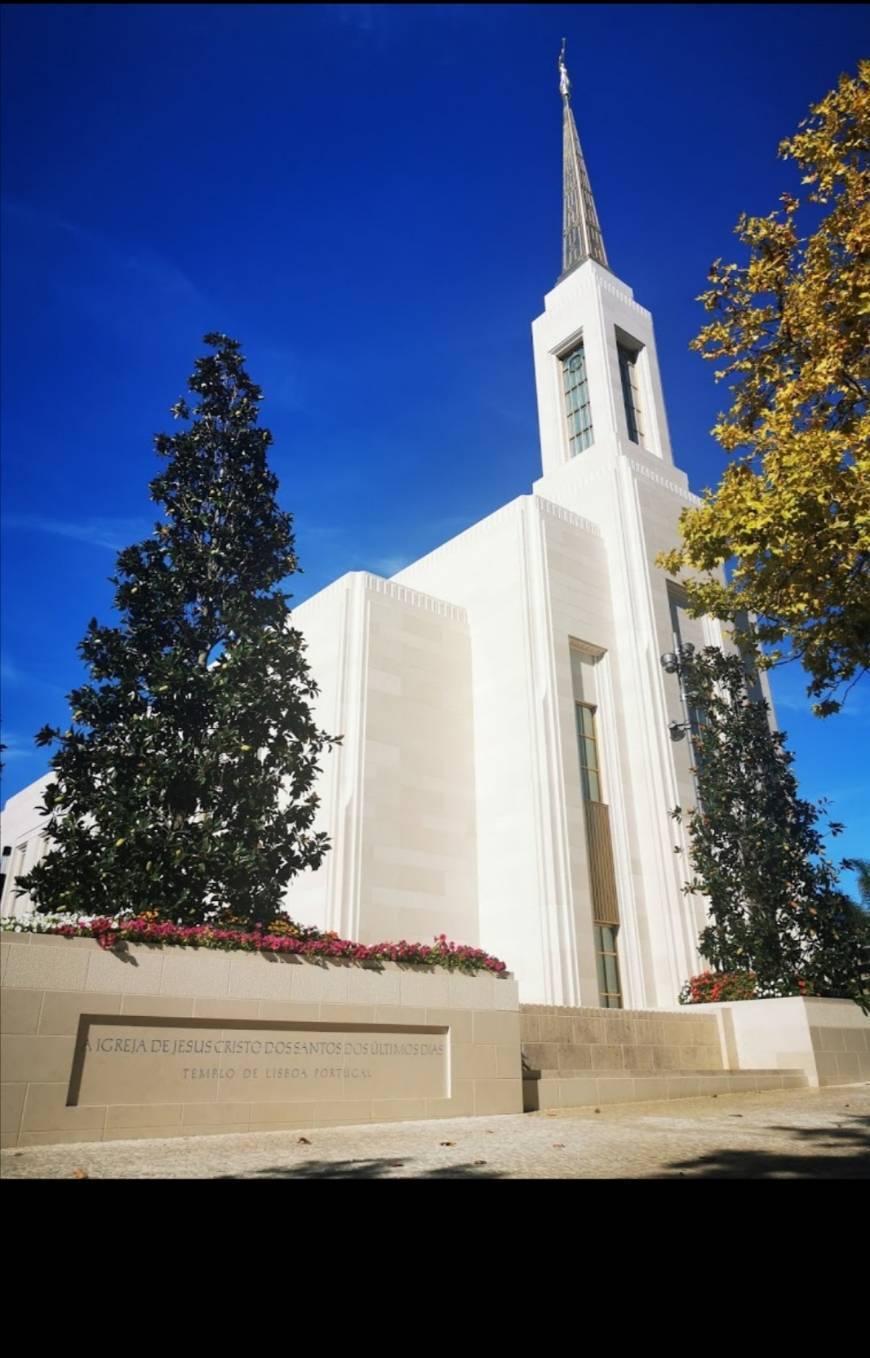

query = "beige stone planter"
[[702, 996, 870, 1087], [0, 933, 522, 1148]]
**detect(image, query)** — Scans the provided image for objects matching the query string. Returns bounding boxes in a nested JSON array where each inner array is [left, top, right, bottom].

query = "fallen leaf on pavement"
[[552, 1143, 565, 1149], [72, 1169, 89, 1179], [439, 1141, 456, 1146], [297, 1136, 311, 1145]]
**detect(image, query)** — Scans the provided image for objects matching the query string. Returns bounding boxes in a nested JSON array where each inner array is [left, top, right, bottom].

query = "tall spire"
[[558, 40, 609, 277]]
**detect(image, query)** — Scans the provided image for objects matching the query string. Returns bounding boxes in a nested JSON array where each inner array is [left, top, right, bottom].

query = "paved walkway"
[[3, 1085, 868, 1179]]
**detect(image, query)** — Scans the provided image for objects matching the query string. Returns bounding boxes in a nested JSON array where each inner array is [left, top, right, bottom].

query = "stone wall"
[[809, 1003, 870, 1086], [522, 999, 870, 1091], [0, 934, 522, 1148], [520, 1003, 811, 1111], [285, 572, 479, 949], [521, 1004, 723, 1074]]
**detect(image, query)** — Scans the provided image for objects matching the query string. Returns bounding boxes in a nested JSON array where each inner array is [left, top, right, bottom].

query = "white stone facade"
[[0, 776, 53, 917]]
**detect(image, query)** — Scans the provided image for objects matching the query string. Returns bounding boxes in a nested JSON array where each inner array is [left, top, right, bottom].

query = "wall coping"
[[1, 933, 519, 1012], [1, 928, 514, 975]]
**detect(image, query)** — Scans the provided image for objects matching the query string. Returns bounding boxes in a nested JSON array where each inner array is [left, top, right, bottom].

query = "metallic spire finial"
[[558, 38, 570, 101], [559, 42, 609, 277]]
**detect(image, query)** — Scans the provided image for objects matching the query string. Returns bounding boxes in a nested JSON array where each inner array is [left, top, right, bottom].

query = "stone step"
[[523, 1052, 725, 1074], [528, 1067, 791, 1079], [521, 1004, 720, 1019], [523, 1067, 808, 1112]]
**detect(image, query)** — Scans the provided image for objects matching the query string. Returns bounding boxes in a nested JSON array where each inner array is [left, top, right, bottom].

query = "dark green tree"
[[21, 334, 337, 926], [671, 646, 868, 1010]]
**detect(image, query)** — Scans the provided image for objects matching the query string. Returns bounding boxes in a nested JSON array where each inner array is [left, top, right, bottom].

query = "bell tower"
[[524, 45, 727, 1005], [532, 42, 677, 485]]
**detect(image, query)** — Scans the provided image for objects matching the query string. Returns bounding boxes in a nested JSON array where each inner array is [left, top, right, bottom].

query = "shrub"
[[0, 914, 508, 976], [678, 969, 819, 1004]]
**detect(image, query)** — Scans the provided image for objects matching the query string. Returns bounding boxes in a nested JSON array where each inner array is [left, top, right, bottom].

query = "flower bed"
[[679, 970, 815, 1005], [0, 912, 508, 975]]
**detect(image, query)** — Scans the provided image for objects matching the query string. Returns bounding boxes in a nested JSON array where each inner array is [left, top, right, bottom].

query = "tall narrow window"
[[561, 342, 594, 455], [617, 341, 644, 446], [571, 643, 623, 1009], [667, 581, 706, 742], [7, 842, 28, 910], [0, 845, 10, 912], [595, 925, 622, 1008], [575, 702, 602, 803]]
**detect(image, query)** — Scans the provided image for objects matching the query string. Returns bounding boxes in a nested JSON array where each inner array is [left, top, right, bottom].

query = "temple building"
[[281, 48, 754, 1008], [1, 52, 758, 1008]]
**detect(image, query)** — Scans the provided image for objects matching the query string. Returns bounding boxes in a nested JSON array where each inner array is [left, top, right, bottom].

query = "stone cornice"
[[396, 496, 603, 595], [533, 495, 602, 538], [597, 277, 648, 318], [294, 572, 467, 625], [362, 573, 468, 623], [626, 458, 702, 507], [394, 498, 526, 581]]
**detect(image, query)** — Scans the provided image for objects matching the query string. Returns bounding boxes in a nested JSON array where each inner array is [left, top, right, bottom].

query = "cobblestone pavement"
[[3, 1085, 868, 1179]]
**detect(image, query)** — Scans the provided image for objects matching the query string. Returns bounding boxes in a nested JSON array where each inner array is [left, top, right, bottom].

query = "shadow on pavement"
[[657, 1114, 870, 1179], [216, 1156, 505, 1180]]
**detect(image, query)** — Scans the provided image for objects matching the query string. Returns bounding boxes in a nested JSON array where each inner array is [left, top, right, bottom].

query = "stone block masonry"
[[520, 999, 870, 1111], [0, 935, 522, 1148]]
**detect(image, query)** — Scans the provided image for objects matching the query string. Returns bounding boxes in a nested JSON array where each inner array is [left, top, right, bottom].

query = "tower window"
[[575, 701, 602, 803], [617, 341, 644, 446], [571, 643, 623, 1008], [561, 342, 594, 455], [595, 924, 623, 1008]]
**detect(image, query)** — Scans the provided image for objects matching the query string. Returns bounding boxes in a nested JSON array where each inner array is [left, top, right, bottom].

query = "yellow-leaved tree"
[[659, 61, 870, 715]]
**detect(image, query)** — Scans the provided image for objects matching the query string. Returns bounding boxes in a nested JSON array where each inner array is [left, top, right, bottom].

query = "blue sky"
[[1, 4, 867, 890]]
